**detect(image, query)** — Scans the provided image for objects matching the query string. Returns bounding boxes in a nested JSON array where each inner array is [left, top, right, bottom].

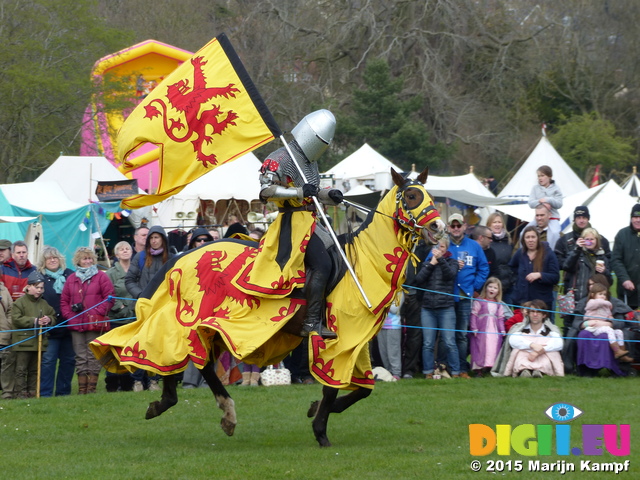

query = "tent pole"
[[92, 205, 111, 269]]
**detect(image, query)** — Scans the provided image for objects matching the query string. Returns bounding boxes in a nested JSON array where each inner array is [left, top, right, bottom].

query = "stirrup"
[[301, 322, 337, 340]]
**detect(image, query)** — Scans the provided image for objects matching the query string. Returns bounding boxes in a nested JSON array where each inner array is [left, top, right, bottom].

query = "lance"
[[279, 136, 372, 309]]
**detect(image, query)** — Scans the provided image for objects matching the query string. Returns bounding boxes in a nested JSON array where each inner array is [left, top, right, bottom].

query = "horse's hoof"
[[146, 401, 161, 420], [220, 417, 236, 436], [317, 437, 332, 448], [307, 400, 320, 418]]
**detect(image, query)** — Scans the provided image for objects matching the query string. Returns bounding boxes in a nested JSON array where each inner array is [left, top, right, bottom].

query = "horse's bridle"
[[394, 179, 438, 237]]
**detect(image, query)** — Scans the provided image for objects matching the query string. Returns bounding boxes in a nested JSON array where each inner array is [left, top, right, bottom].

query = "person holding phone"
[[562, 227, 611, 302]]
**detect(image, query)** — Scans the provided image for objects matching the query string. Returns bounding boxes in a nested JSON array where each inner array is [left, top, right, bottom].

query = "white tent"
[[621, 172, 640, 201], [324, 144, 401, 191], [155, 153, 262, 228], [35, 155, 139, 204], [498, 137, 588, 202], [426, 173, 512, 207], [558, 180, 636, 245], [1, 181, 86, 212]]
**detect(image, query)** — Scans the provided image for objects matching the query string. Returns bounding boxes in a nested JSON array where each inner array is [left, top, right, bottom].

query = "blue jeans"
[[436, 299, 471, 372], [40, 336, 75, 397], [454, 299, 472, 373], [421, 307, 459, 375]]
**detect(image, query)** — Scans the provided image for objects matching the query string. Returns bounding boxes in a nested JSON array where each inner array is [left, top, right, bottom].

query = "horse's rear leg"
[[200, 360, 237, 436], [309, 386, 338, 447], [145, 374, 178, 420], [308, 386, 371, 447]]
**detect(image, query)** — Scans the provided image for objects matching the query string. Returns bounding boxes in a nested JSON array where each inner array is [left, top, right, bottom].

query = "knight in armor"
[[254, 110, 343, 339]]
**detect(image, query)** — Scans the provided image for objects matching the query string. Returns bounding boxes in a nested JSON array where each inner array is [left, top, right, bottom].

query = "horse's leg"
[[199, 360, 237, 436], [308, 386, 372, 447], [308, 386, 371, 416], [308, 385, 338, 447], [145, 374, 178, 420]]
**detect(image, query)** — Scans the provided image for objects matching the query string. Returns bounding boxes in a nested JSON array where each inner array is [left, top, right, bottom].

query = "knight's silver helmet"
[[291, 109, 336, 163]]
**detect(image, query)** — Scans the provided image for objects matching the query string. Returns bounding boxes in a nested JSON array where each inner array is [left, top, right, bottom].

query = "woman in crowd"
[[509, 226, 559, 310], [61, 247, 114, 394], [412, 236, 460, 379], [125, 225, 174, 391], [37, 246, 75, 397], [104, 241, 136, 392], [560, 227, 610, 302], [492, 299, 564, 377], [485, 212, 514, 300]]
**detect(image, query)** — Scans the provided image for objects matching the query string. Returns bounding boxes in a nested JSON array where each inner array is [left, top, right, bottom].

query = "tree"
[[331, 59, 452, 172], [550, 113, 635, 181], [0, 0, 132, 182]]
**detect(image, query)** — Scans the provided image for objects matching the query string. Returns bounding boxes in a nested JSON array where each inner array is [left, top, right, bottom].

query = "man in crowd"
[[2, 241, 36, 301], [534, 204, 558, 249], [132, 226, 149, 254], [611, 204, 640, 310], [472, 225, 495, 271], [441, 214, 489, 378]]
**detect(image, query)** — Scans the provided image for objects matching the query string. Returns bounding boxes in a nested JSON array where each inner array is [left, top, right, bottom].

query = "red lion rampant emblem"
[[143, 56, 240, 167]]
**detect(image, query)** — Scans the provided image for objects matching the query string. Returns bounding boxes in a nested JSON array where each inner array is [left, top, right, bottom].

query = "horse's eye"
[[407, 193, 416, 200]]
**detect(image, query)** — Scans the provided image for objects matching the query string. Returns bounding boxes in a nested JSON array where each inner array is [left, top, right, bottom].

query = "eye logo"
[[545, 403, 583, 422]]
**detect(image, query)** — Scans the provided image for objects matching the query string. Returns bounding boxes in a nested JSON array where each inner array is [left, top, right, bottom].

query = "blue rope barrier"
[[0, 296, 138, 351], [402, 283, 640, 325]]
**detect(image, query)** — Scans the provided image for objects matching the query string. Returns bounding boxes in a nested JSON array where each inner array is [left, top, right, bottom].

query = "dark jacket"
[[404, 240, 429, 302], [412, 253, 459, 309], [41, 268, 74, 339], [611, 225, 640, 307], [489, 233, 514, 292], [125, 225, 175, 299], [561, 246, 611, 300], [509, 243, 560, 308]]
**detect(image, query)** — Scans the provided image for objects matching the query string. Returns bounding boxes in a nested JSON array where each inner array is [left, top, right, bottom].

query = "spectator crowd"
[[2, 169, 640, 397]]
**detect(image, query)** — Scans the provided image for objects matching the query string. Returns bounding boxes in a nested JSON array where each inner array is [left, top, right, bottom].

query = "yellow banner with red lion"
[[118, 34, 281, 209]]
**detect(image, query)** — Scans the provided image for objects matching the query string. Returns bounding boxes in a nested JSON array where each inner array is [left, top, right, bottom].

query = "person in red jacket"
[[2, 240, 36, 301], [60, 247, 114, 394]]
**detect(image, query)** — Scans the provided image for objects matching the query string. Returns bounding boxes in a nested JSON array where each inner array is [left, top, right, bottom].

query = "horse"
[[90, 167, 445, 447]]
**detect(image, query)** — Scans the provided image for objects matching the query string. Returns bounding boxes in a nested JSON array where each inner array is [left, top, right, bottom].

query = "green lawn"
[[0, 375, 637, 479]]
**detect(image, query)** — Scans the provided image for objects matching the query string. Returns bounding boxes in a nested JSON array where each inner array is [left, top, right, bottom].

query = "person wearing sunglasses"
[[187, 228, 214, 250], [439, 213, 489, 379]]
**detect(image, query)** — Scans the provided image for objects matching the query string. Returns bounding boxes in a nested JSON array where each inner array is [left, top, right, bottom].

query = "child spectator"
[[469, 277, 507, 377], [583, 283, 634, 363], [528, 165, 563, 247], [11, 271, 57, 399]]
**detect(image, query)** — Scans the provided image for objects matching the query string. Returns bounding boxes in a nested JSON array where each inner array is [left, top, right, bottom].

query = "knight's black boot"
[[301, 270, 337, 339]]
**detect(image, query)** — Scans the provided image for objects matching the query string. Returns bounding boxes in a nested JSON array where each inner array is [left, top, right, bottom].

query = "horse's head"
[[390, 167, 446, 245]]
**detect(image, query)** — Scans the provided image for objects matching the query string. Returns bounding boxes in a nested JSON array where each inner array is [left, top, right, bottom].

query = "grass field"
[[0, 375, 637, 480]]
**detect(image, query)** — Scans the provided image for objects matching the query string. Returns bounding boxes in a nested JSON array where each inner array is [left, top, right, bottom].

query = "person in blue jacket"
[[439, 213, 489, 377]]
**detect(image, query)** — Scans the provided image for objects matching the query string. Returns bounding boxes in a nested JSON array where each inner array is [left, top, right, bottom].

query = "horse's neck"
[[348, 189, 413, 283]]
